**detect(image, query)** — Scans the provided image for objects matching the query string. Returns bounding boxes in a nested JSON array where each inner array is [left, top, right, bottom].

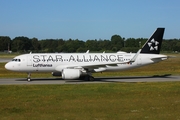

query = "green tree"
[[85, 40, 100, 51], [57, 39, 65, 52], [125, 38, 137, 47], [63, 39, 85, 52], [0, 36, 11, 51], [111, 35, 124, 51], [97, 40, 111, 52], [31, 38, 40, 51], [39, 39, 58, 52], [12, 36, 31, 52], [162, 40, 170, 51]]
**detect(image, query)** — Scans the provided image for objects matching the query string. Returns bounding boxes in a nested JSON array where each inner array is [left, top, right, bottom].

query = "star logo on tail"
[[148, 38, 159, 51]]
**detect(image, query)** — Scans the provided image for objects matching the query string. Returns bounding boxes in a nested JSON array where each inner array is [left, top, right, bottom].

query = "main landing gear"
[[27, 73, 31, 82], [86, 75, 95, 81], [86, 72, 95, 81], [81, 75, 95, 81]]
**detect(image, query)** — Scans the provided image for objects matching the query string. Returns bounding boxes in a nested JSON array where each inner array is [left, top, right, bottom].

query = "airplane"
[[5, 28, 167, 81]]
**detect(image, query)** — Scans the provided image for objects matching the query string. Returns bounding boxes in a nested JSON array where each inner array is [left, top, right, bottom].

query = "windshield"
[[12, 59, 21, 62]]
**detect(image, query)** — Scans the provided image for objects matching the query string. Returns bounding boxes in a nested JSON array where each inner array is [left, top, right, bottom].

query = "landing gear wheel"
[[84, 75, 94, 81], [27, 73, 31, 82], [27, 78, 31, 82], [89, 76, 94, 81]]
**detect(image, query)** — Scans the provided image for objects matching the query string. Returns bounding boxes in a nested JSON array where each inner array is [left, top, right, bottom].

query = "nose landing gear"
[[27, 73, 31, 82]]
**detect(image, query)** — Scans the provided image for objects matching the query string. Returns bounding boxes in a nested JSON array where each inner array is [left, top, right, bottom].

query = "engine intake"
[[52, 72, 61, 76], [62, 69, 81, 79]]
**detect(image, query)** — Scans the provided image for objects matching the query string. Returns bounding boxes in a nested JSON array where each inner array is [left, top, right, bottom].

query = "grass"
[[0, 83, 180, 120], [0, 53, 180, 119], [0, 53, 19, 58]]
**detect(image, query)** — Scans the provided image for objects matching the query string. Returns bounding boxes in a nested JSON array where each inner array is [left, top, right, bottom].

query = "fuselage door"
[[27, 54, 32, 66]]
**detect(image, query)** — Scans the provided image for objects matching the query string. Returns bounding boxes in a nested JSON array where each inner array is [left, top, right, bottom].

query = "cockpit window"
[[12, 59, 21, 62]]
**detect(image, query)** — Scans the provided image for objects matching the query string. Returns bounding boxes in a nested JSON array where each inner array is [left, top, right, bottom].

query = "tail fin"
[[140, 28, 165, 54]]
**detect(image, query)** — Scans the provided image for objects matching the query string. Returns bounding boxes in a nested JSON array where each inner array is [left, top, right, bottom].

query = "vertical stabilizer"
[[140, 28, 165, 54]]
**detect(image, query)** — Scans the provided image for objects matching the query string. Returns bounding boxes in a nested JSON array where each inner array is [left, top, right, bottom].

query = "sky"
[[0, 0, 180, 40]]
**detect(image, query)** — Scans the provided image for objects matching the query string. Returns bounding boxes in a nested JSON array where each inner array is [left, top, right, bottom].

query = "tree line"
[[0, 35, 180, 53]]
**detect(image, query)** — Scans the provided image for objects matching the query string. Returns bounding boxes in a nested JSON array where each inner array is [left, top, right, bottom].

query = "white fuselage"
[[5, 53, 167, 73]]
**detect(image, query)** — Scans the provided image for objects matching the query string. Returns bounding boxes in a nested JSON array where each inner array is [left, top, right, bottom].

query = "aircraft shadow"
[[15, 78, 63, 81], [15, 74, 172, 83], [96, 74, 172, 80], [67, 74, 173, 83]]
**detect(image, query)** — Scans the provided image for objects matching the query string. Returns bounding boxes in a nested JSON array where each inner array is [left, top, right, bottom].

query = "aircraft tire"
[[89, 76, 94, 81], [27, 78, 31, 82]]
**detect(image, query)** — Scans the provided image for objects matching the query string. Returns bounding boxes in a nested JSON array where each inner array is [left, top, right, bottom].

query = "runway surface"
[[0, 75, 180, 85], [0, 58, 11, 63]]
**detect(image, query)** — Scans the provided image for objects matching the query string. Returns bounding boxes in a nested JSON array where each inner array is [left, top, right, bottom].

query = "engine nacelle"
[[62, 69, 81, 80], [52, 72, 62, 76]]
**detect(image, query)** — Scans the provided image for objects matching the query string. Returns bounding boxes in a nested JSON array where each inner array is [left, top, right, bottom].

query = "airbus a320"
[[5, 28, 167, 81]]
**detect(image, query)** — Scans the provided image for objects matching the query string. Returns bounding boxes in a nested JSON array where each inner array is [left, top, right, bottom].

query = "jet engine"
[[52, 72, 62, 76], [62, 69, 81, 80]]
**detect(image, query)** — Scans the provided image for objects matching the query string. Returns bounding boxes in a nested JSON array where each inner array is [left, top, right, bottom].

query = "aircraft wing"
[[55, 62, 120, 72], [55, 49, 142, 72]]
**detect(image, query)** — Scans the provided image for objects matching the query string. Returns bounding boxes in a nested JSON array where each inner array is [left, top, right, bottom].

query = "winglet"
[[140, 28, 165, 54], [86, 50, 89, 53]]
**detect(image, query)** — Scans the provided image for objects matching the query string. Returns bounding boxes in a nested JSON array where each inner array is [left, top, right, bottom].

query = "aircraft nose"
[[5, 62, 14, 70]]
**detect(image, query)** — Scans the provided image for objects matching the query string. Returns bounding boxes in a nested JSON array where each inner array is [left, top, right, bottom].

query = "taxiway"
[[0, 58, 11, 63], [0, 75, 180, 85]]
